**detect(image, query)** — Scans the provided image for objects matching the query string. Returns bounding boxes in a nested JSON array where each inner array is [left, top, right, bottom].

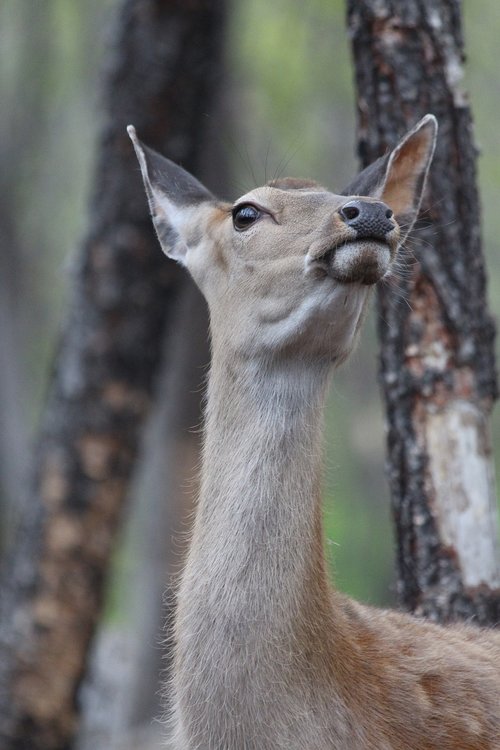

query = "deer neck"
[[177, 340, 334, 648], [171, 340, 343, 746]]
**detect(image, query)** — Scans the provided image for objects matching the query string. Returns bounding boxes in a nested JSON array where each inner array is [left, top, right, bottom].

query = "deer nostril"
[[339, 199, 395, 240], [340, 205, 360, 221]]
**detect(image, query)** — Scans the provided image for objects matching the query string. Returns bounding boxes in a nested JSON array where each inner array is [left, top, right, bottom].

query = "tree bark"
[[347, 0, 500, 624], [0, 1, 225, 748]]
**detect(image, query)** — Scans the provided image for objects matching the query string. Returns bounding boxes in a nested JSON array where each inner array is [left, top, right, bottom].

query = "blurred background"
[[0, 0, 499, 747]]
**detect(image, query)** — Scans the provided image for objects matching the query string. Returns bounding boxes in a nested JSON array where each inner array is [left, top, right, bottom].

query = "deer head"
[[128, 116, 436, 364]]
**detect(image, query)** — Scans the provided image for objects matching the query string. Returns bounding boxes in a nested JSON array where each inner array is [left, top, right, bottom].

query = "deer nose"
[[338, 199, 394, 241]]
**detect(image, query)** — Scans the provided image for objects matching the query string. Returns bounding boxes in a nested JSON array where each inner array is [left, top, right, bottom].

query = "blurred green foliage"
[[0, 0, 115, 417]]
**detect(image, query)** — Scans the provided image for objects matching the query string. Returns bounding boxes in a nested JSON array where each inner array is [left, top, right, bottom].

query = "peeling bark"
[[347, 0, 500, 624], [0, 1, 225, 748]]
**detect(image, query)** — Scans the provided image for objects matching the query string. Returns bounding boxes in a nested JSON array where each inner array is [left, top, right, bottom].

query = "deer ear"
[[343, 115, 437, 243], [127, 125, 214, 265]]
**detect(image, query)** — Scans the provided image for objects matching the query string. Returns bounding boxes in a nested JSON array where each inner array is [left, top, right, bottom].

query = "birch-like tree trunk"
[[347, 0, 500, 624], [0, 1, 225, 748]]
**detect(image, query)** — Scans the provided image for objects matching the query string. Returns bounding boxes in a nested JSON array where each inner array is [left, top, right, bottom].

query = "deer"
[[128, 115, 500, 750]]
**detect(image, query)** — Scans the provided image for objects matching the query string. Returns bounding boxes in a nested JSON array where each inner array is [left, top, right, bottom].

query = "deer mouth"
[[322, 238, 393, 285]]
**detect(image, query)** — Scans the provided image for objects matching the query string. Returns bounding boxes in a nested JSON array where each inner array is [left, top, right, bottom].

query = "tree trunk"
[[347, 0, 500, 624], [0, 1, 225, 748]]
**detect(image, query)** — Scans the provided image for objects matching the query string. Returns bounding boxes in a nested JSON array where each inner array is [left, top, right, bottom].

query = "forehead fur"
[[266, 177, 326, 192]]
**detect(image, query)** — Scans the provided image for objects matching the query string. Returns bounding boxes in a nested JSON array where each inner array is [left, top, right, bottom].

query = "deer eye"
[[232, 204, 261, 231]]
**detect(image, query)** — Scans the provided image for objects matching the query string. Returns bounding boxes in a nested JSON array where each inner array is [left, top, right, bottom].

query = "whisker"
[[271, 135, 303, 183], [212, 125, 258, 193]]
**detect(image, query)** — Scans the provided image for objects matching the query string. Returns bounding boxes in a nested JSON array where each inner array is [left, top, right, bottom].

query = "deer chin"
[[325, 239, 392, 285]]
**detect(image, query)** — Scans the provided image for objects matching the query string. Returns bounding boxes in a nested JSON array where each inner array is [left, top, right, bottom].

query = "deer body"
[[129, 117, 500, 749]]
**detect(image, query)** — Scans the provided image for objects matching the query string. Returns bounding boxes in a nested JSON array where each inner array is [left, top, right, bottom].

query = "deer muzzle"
[[324, 199, 398, 284], [325, 239, 393, 285]]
